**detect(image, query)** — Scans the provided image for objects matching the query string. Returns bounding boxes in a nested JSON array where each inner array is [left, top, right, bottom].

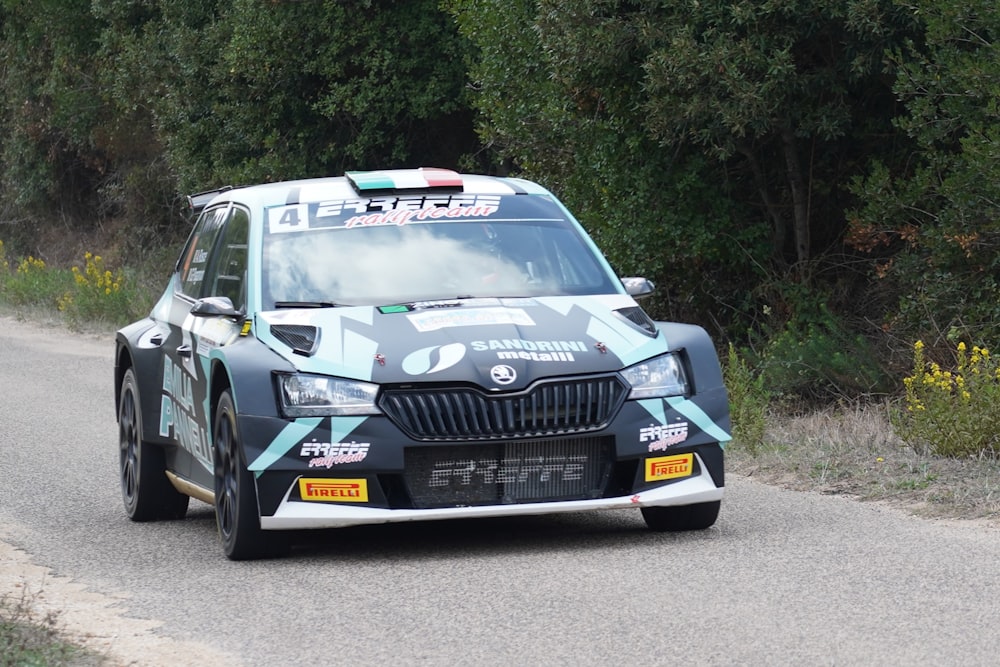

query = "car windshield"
[[260, 193, 618, 308]]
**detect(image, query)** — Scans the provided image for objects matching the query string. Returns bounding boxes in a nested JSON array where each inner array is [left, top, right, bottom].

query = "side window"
[[206, 207, 250, 311], [179, 207, 228, 298]]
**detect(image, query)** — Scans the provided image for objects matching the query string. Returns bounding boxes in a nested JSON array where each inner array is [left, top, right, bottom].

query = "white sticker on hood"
[[407, 307, 535, 333], [402, 343, 467, 375]]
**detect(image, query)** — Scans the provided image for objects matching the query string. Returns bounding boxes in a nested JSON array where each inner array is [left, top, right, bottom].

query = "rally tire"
[[118, 368, 190, 521], [641, 500, 720, 532], [213, 390, 286, 560]]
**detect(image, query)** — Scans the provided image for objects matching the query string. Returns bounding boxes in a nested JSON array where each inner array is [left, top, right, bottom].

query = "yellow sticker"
[[298, 478, 369, 502], [644, 453, 694, 482], [240, 319, 252, 337]]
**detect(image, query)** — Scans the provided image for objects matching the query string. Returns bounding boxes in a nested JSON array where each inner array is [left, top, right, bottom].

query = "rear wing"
[[185, 186, 233, 219]]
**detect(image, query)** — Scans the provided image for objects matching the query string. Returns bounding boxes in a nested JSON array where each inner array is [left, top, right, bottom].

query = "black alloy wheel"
[[118, 368, 189, 521], [213, 389, 285, 560]]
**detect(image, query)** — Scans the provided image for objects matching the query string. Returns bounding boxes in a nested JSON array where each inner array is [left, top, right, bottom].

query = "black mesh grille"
[[270, 324, 318, 356], [403, 436, 614, 508], [379, 375, 628, 441]]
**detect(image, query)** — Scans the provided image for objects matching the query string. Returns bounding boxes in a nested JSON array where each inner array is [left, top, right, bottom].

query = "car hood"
[[255, 295, 670, 391]]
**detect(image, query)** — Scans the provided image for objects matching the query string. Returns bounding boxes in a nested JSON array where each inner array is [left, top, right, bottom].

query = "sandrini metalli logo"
[[402, 343, 467, 375], [490, 364, 517, 385], [472, 338, 586, 362]]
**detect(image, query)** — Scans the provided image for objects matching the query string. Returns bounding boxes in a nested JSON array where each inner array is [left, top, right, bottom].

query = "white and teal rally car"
[[114, 168, 731, 560]]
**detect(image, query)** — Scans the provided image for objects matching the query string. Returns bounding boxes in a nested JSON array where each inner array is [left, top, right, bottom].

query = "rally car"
[[115, 168, 730, 560]]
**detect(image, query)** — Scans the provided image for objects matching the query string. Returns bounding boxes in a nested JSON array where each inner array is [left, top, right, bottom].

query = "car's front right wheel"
[[641, 500, 721, 532], [213, 389, 285, 560]]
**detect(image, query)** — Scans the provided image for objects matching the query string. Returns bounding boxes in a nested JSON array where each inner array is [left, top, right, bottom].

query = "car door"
[[160, 204, 235, 483]]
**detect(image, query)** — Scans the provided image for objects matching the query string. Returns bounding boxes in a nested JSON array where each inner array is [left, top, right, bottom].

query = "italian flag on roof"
[[346, 167, 463, 192]]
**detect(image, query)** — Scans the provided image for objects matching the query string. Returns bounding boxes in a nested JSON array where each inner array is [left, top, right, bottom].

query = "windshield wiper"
[[273, 300, 349, 309]]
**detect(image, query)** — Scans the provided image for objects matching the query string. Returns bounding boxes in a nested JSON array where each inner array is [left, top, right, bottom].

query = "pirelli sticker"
[[644, 453, 694, 482], [298, 478, 369, 502]]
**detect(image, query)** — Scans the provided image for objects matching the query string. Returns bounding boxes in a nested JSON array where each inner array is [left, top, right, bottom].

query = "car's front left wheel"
[[118, 368, 190, 521], [213, 389, 286, 560]]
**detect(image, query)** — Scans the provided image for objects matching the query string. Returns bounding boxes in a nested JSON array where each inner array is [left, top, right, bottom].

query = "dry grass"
[[727, 401, 1000, 523], [0, 586, 107, 667]]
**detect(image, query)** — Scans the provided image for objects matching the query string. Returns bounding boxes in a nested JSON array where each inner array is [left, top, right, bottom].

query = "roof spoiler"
[[186, 186, 233, 218]]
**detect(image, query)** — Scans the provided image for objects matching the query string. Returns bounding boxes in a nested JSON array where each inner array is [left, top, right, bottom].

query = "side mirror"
[[191, 296, 242, 318], [621, 277, 655, 299]]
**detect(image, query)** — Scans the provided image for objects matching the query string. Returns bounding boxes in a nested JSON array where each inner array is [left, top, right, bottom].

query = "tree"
[[447, 0, 767, 331], [96, 0, 480, 195], [0, 0, 107, 233], [849, 0, 1000, 348]]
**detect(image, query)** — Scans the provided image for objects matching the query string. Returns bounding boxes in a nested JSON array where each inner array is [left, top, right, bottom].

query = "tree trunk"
[[780, 126, 810, 273], [737, 142, 787, 270]]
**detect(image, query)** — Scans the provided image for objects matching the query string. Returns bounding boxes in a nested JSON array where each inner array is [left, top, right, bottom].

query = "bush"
[[724, 343, 771, 454], [0, 249, 73, 309], [0, 242, 153, 327], [894, 340, 1000, 458], [57, 251, 146, 326], [754, 286, 887, 401]]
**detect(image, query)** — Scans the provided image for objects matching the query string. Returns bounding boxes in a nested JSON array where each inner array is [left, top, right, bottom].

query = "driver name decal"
[[159, 356, 211, 466]]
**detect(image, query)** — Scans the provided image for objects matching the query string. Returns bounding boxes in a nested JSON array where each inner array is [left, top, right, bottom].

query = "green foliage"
[[724, 343, 771, 454], [0, 253, 73, 309], [0, 241, 150, 326], [95, 0, 479, 195], [625, 0, 919, 271], [848, 1, 1000, 345], [446, 0, 770, 327], [57, 251, 149, 326], [894, 340, 1000, 458], [0, 0, 107, 218], [0, 0, 998, 399], [754, 286, 886, 399]]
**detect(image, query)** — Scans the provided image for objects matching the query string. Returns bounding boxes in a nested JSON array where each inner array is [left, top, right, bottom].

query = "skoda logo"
[[490, 364, 517, 385]]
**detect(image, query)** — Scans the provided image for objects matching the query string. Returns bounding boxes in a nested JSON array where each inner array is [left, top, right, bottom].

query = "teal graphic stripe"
[[665, 396, 732, 447], [637, 398, 667, 424], [249, 418, 322, 472], [249, 416, 369, 472]]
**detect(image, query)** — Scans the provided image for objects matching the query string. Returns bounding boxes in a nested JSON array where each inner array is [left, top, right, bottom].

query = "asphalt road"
[[2, 315, 999, 666]]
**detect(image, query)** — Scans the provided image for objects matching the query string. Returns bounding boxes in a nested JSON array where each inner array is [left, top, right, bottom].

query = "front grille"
[[403, 436, 614, 508], [379, 374, 628, 441]]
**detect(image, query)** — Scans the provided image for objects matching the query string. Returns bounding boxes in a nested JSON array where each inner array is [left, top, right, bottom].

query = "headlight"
[[621, 353, 689, 399], [277, 373, 381, 417]]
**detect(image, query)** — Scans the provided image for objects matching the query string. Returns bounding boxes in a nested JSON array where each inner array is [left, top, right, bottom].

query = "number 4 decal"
[[267, 204, 309, 234]]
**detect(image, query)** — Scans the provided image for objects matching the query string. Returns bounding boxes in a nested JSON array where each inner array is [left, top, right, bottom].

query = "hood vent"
[[614, 306, 658, 337], [270, 324, 320, 356]]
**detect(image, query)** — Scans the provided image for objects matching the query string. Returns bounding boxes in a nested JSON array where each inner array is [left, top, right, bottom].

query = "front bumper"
[[239, 385, 729, 530], [260, 450, 723, 529]]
